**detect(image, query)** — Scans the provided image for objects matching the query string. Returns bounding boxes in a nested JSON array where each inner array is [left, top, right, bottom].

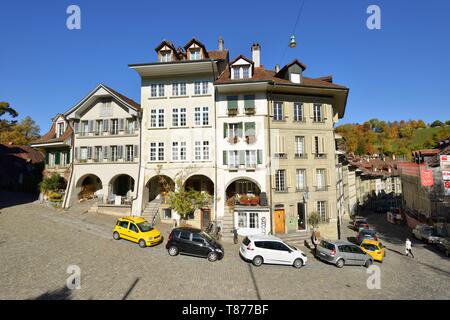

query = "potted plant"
[[308, 211, 321, 237], [240, 194, 250, 205], [250, 195, 259, 206]]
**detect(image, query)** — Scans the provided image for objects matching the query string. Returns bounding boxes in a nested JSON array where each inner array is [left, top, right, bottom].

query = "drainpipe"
[[267, 83, 274, 234], [130, 109, 143, 216], [211, 59, 219, 228], [62, 119, 76, 209]]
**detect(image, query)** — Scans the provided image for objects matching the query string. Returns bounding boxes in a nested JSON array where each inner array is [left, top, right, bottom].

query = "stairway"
[[142, 198, 163, 225], [277, 232, 311, 247], [219, 207, 235, 242]]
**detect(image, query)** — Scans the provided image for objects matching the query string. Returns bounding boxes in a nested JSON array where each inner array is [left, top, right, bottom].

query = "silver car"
[[316, 240, 373, 268], [412, 225, 441, 244]]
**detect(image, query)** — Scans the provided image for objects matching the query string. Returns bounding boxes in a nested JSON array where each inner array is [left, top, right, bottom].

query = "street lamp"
[[289, 35, 297, 48]]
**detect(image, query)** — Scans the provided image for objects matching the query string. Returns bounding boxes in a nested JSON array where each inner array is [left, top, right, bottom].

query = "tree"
[[308, 212, 321, 232], [417, 120, 426, 128], [39, 173, 65, 194], [445, 120, 450, 126], [0, 102, 18, 119], [0, 116, 40, 145], [399, 124, 414, 138], [430, 120, 444, 127]]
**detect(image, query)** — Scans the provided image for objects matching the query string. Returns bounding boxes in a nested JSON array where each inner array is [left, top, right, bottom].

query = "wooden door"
[[201, 209, 211, 230], [274, 209, 285, 234]]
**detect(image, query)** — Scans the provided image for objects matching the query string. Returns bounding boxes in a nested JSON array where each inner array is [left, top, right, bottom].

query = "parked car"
[[360, 240, 385, 262], [240, 235, 307, 268], [434, 238, 450, 257], [113, 216, 163, 248], [316, 240, 373, 268], [356, 229, 378, 244], [387, 209, 403, 224], [166, 227, 224, 262], [353, 220, 370, 231], [412, 225, 441, 244]]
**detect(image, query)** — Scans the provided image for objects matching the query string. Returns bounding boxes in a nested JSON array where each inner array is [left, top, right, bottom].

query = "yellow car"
[[360, 240, 385, 262], [113, 217, 163, 248]]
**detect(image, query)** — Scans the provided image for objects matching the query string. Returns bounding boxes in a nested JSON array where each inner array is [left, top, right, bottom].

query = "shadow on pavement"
[[0, 191, 39, 210], [32, 287, 73, 300], [122, 277, 140, 300]]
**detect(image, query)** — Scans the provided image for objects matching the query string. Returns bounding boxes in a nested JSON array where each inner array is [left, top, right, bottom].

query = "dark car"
[[353, 220, 370, 231], [434, 238, 450, 257], [166, 227, 224, 262], [356, 229, 378, 244]]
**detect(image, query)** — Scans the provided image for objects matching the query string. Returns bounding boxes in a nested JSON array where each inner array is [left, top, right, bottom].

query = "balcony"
[[244, 107, 255, 115], [245, 163, 257, 171], [274, 153, 287, 159], [227, 108, 238, 116], [295, 153, 308, 159], [314, 153, 327, 159]]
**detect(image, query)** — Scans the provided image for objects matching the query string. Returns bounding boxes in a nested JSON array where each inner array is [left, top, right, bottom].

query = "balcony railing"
[[295, 153, 308, 159], [244, 107, 255, 115], [314, 153, 327, 159], [296, 186, 309, 192], [228, 136, 239, 144], [274, 153, 287, 159], [315, 186, 329, 192], [227, 108, 238, 116]]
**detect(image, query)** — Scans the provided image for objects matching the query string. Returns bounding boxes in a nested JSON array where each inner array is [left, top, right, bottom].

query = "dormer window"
[[56, 122, 65, 138], [231, 65, 252, 80], [232, 67, 240, 79], [190, 48, 202, 60], [290, 73, 301, 84], [160, 50, 172, 62], [242, 66, 250, 79]]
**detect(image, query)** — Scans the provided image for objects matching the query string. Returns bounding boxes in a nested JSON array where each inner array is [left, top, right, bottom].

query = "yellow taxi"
[[113, 217, 163, 248], [360, 239, 385, 262]]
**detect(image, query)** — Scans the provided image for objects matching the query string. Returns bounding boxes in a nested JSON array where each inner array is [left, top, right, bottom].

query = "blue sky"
[[1, 0, 449, 134]]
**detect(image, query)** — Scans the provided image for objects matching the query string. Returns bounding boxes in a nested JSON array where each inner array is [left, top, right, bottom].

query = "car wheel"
[[365, 259, 373, 268], [113, 232, 120, 240], [168, 246, 179, 256], [293, 258, 304, 269], [336, 259, 345, 268], [252, 256, 263, 267], [138, 239, 146, 248], [207, 252, 219, 262]]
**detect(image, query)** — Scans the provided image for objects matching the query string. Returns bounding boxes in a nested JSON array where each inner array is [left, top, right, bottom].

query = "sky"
[[1, 0, 449, 134]]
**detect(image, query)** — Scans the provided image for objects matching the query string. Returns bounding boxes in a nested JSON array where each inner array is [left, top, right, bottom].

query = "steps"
[[219, 207, 235, 242], [142, 198, 163, 224], [277, 232, 311, 247]]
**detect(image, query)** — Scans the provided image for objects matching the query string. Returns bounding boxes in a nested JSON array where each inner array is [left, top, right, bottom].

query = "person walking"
[[405, 238, 414, 258], [311, 232, 319, 255]]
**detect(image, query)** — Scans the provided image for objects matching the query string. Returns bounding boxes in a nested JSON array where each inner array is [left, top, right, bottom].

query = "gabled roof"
[[275, 59, 307, 78], [154, 40, 177, 53], [31, 119, 73, 146], [183, 38, 209, 57], [0, 144, 45, 164], [229, 54, 254, 66]]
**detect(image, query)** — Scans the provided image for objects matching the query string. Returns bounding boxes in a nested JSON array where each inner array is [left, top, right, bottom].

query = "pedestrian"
[[311, 232, 319, 255], [405, 238, 414, 258]]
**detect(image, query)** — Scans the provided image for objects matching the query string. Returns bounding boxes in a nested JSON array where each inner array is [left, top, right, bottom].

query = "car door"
[[128, 223, 140, 243], [255, 241, 275, 263], [350, 245, 368, 265], [117, 221, 130, 240], [338, 245, 355, 265], [191, 233, 210, 257], [177, 230, 192, 254], [273, 242, 295, 265]]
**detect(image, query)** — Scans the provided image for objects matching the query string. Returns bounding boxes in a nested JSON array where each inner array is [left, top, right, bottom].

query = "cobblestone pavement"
[[0, 192, 449, 300]]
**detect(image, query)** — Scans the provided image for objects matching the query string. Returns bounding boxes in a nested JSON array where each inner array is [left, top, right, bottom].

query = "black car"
[[166, 227, 224, 262]]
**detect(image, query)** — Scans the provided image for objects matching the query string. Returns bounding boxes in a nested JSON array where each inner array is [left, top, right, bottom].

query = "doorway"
[[201, 209, 211, 230], [274, 209, 285, 234], [297, 203, 307, 231]]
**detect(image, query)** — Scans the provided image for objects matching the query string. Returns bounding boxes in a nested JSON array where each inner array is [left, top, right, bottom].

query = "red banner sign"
[[421, 170, 434, 187]]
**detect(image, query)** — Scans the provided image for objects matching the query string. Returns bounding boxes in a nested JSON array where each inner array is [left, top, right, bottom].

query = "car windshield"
[[362, 230, 376, 235], [361, 243, 378, 251], [286, 243, 298, 251], [320, 240, 335, 251], [137, 221, 153, 232], [200, 231, 214, 243]]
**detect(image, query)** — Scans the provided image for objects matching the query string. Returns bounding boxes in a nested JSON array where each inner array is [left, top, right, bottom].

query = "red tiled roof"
[[102, 85, 141, 110], [207, 50, 229, 61], [0, 144, 44, 164], [32, 119, 73, 145]]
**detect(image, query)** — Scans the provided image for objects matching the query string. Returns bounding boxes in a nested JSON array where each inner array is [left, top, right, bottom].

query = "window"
[[275, 170, 286, 192], [290, 73, 301, 84], [80, 147, 88, 161], [194, 81, 208, 95], [125, 145, 134, 162], [163, 208, 172, 219], [110, 146, 118, 162], [313, 104, 323, 122], [172, 142, 186, 161], [150, 84, 165, 97], [273, 102, 284, 121], [228, 123, 241, 138], [150, 109, 164, 128], [190, 48, 201, 60], [94, 146, 103, 162], [194, 141, 210, 161], [160, 51, 172, 62], [295, 136, 305, 156], [294, 103, 304, 121], [316, 169, 326, 190], [232, 67, 240, 79], [80, 121, 89, 136], [118, 221, 129, 229], [129, 224, 138, 233], [242, 66, 250, 79], [95, 120, 103, 136], [150, 143, 157, 162], [56, 122, 64, 138], [244, 95, 255, 113], [194, 142, 201, 161], [192, 233, 205, 244], [150, 142, 164, 162], [228, 150, 239, 169], [249, 212, 259, 229], [172, 82, 186, 96], [126, 119, 135, 134], [245, 150, 256, 168], [227, 96, 238, 113], [110, 119, 119, 135], [194, 107, 209, 126], [158, 142, 164, 161], [172, 108, 186, 127], [203, 141, 210, 160], [296, 169, 307, 191], [317, 201, 327, 222], [314, 136, 325, 157], [100, 101, 113, 117], [238, 212, 248, 228]]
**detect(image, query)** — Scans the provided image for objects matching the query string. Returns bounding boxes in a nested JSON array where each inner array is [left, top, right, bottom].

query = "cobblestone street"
[[0, 192, 449, 300]]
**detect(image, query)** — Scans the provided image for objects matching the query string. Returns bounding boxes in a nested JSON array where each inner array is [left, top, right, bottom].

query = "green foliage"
[[308, 212, 321, 229], [39, 173, 65, 194], [336, 119, 450, 157], [430, 120, 444, 127], [0, 115, 40, 145]]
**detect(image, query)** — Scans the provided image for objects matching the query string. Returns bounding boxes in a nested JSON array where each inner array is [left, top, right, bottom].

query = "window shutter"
[[239, 150, 245, 165], [323, 105, 328, 119], [227, 96, 238, 109], [237, 122, 243, 137], [88, 120, 94, 133], [87, 147, 92, 159], [312, 169, 317, 187], [134, 145, 139, 159], [74, 121, 79, 134], [103, 146, 109, 160], [118, 146, 123, 159], [327, 169, 331, 186], [310, 104, 314, 118], [281, 136, 286, 153], [312, 136, 316, 154], [321, 137, 326, 154], [223, 151, 228, 165], [74, 148, 79, 161], [223, 123, 228, 138], [257, 150, 263, 165], [134, 120, 139, 131], [119, 119, 125, 131], [45, 152, 50, 165], [245, 122, 256, 136], [103, 119, 109, 132], [244, 95, 255, 108]]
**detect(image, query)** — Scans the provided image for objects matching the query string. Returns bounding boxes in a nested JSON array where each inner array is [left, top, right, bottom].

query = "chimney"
[[252, 43, 261, 67], [275, 64, 280, 73], [218, 36, 224, 51]]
